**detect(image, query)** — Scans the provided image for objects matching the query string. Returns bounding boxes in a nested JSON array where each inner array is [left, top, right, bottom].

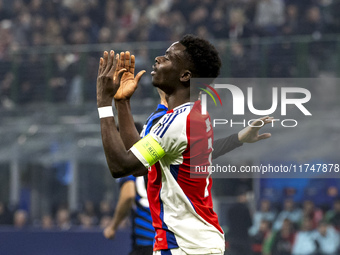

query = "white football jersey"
[[131, 101, 225, 254]]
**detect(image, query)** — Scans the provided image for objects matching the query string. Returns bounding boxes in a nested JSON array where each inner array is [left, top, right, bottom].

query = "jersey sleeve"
[[212, 133, 243, 159], [130, 110, 188, 168]]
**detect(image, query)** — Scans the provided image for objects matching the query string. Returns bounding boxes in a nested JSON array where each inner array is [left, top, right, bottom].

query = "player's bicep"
[[130, 134, 165, 168]]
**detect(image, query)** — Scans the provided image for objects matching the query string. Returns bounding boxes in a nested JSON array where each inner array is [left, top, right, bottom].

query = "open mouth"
[[151, 65, 157, 75]]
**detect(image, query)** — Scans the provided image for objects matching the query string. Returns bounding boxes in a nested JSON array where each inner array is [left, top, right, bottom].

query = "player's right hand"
[[103, 226, 116, 240], [97, 50, 127, 107]]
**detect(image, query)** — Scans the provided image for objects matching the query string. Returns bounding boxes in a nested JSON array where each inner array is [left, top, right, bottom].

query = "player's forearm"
[[109, 181, 135, 230], [100, 117, 144, 178], [212, 133, 243, 159], [115, 100, 141, 149], [109, 197, 134, 231]]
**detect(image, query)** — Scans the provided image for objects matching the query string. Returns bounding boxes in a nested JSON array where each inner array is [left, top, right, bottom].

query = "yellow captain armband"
[[133, 134, 165, 166]]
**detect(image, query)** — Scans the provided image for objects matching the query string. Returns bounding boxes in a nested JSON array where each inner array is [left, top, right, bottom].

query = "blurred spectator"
[[209, 8, 227, 40], [229, 42, 253, 77], [17, 54, 46, 104], [228, 8, 253, 40], [97, 27, 112, 44], [314, 221, 340, 255], [0, 0, 11, 21], [249, 199, 276, 236], [148, 12, 171, 42], [254, 0, 285, 36], [300, 5, 327, 77], [43, 18, 62, 46], [78, 213, 94, 229], [267, 4, 299, 78], [0, 20, 13, 60], [329, 0, 340, 33], [145, 0, 172, 24], [251, 220, 273, 255], [324, 199, 340, 231], [98, 200, 113, 220], [299, 6, 324, 37], [170, 0, 199, 19], [103, 0, 118, 32], [273, 198, 302, 230], [291, 217, 317, 255], [51, 52, 85, 105], [227, 189, 252, 255], [83, 55, 100, 101], [13, 9, 32, 47], [302, 200, 323, 228], [168, 11, 186, 41], [41, 214, 54, 229], [267, 38, 296, 77], [188, 5, 210, 33], [0, 71, 15, 108], [282, 4, 299, 35], [56, 208, 72, 230], [0, 201, 12, 225], [69, 29, 88, 45], [128, 14, 150, 42], [271, 219, 296, 255], [48, 53, 69, 102], [195, 25, 212, 41], [13, 209, 28, 228], [59, 16, 72, 44], [81, 200, 98, 225], [119, 0, 140, 31]]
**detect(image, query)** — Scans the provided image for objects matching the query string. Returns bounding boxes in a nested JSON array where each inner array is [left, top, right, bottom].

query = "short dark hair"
[[179, 34, 221, 79]]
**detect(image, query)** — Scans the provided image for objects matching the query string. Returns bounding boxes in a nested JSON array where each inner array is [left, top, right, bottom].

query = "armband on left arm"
[[130, 134, 165, 167]]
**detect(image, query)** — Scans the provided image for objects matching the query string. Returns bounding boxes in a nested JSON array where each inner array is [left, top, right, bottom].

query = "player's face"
[[151, 42, 189, 93]]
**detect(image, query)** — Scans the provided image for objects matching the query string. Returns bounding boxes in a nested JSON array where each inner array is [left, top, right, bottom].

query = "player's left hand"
[[238, 116, 274, 143], [114, 51, 146, 101], [96, 50, 126, 107], [103, 226, 116, 240]]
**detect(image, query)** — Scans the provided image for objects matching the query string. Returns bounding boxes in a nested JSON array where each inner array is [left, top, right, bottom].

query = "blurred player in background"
[[97, 34, 272, 254]]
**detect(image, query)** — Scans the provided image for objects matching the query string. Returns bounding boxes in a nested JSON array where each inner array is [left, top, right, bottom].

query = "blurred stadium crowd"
[[0, 0, 339, 47], [226, 197, 340, 255], [0, 0, 340, 105], [1, 197, 340, 254], [0, 199, 115, 230]]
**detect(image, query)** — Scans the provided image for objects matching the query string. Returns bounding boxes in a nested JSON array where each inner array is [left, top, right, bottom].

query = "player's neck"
[[166, 89, 190, 110]]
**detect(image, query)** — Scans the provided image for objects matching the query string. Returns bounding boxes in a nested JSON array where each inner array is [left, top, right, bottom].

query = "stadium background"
[[0, 0, 340, 254]]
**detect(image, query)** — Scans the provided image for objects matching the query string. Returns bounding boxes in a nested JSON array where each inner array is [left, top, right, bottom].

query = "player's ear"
[[180, 70, 192, 83]]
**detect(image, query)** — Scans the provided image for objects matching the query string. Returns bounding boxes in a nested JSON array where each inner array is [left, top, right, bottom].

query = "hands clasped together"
[[96, 50, 146, 107]]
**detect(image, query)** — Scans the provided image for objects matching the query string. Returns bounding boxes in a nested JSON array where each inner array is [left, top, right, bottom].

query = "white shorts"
[[153, 247, 223, 255]]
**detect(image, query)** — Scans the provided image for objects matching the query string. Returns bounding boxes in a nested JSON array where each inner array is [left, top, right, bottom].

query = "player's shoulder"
[[167, 102, 193, 118], [151, 102, 192, 138]]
